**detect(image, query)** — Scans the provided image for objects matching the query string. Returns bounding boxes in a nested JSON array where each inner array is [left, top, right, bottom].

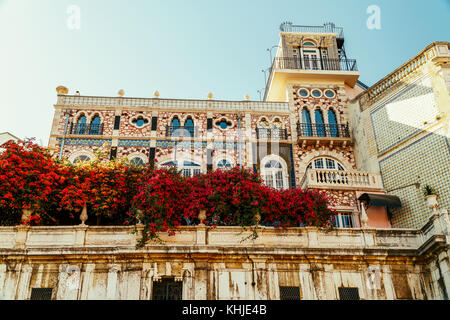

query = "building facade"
[[350, 41, 450, 229], [48, 22, 393, 230], [1, 23, 448, 301]]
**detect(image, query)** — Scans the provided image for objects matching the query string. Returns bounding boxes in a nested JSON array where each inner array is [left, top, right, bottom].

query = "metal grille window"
[[338, 287, 360, 300], [279, 286, 301, 300], [30, 288, 53, 300], [152, 279, 182, 300]]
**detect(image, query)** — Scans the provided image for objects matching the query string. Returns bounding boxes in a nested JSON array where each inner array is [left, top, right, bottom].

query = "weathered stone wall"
[[0, 210, 448, 300]]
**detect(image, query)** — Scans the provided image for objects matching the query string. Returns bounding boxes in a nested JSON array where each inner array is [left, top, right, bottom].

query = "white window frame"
[[333, 212, 358, 229], [261, 155, 289, 190], [161, 159, 203, 178], [307, 157, 345, 171]]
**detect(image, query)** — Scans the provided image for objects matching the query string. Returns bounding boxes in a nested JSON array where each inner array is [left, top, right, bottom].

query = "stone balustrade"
[[56, 95, 290, 113], [300, 169, 384, 191]]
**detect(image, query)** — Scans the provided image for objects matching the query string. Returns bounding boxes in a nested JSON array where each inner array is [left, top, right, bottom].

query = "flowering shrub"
[[183, 168, 266, 227], [0, 140, 336, 247], [127, 168, 190, 247]]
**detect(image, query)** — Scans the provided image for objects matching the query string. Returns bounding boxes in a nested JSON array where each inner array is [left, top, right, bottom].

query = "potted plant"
[[423, 185, 438, 209]]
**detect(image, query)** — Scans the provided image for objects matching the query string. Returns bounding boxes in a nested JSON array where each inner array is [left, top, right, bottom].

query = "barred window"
[[338, 287, 360, 300], [279, 286, 301, 300], [30, 288, 53, 300]]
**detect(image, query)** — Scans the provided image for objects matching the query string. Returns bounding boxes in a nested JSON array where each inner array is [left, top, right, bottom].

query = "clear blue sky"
[[0, 0, 448, 146]]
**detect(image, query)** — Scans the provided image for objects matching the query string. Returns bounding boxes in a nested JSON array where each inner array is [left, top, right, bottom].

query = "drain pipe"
[[59, 109, 72, 161]]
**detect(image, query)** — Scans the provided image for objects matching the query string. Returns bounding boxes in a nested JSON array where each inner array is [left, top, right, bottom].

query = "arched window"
[[307, 157, 345, 171], [261, 156, 289, 190], [170, 117, 181, 137], [301, 108, 312, 137], [89, 115, 101, 135], [130, 157, 145, 166], [73, 155, 90, 164], [184, 117, 194, 137], [315, 109, 326, 137], [301, 41, 320, 70], [328, 109, 339, 137], [217, 159, 232, 169], [76, 115, 87, 134], [161, 160, 202, 177], [258, 118, 269, 128]]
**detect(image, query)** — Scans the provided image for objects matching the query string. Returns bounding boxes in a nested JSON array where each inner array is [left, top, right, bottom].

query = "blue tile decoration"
[[119, 140, 151, 147], [370, 82, 436, 154], [380, 132, 450, 229], [57, 138, 112, 146]]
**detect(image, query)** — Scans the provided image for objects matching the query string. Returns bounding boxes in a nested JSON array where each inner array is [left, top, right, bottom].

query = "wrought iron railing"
[[280, 22, 344, 39], [273, 57, 358, 72], [297, 123, 350, 138], [165, 126, 198, 138], [255, 128, 288, 140], [69, 123, 104, 135]]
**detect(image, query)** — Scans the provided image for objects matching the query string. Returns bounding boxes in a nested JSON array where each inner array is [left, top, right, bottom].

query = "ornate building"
[[1, 23, 448, 301], [48, 22, 395, 230]]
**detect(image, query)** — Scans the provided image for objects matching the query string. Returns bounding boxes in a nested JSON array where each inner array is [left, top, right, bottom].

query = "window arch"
[[301, 41, 320, 70], [261, 155, 289, 190], [314, 109, 326, 137], [170, 117, 181, 137], [76, 115, 87, 135], [73, 155, 91, 164], [258, 118, 270, 128], [302, 41, 316, 47], [217, 159, 233, 169], [328, 109, 339, 137], [301, 108, 312, 137], [89, 115, 101, 135], [69, 151, 95, 165], [130, 157, 145, 166], [184, 117, 195, 137], [161, 159, 202, 177], [307, 157, 345, 171]]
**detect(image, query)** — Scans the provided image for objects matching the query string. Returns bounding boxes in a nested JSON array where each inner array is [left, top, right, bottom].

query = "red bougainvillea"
[[0, 140, 336, 246]]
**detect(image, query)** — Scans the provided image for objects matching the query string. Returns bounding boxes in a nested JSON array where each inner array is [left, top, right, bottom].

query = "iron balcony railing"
[[255, 128, 288, 140], [273, 57, 358, 72], [165, 126, 198, 138], [69, 123, 104, 135], [297, 123, 350, 138], [280, 22, 344, 39]]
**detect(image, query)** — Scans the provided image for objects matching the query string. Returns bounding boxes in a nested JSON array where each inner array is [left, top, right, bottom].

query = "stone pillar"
[[140, 263, 153, 300], [381, 265, 395, 300], [80, 264, 95, 300], [196, 225, 207, 245], [74, 226, 87, 247], [193, 261, 209, 300], [182, 263, 195, 300], [267, 262, 279, 300], [16, 264, 33, 300], [13, 226, 30, 249], [106, 264, 121, 300], [0, 264, 6, 300]]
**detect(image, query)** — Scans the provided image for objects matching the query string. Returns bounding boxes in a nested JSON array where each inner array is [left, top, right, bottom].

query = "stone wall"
[[0, 209, 448, 300]]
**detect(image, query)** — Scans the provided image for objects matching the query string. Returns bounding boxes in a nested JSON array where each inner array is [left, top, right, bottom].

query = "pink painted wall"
[[355, 191, 392, 229]]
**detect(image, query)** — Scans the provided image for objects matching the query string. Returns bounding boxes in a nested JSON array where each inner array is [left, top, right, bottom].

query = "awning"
[[358, 193, 402, 208]]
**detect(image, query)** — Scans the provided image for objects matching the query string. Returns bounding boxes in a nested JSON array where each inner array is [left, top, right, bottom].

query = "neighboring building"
[[0, 132, 20, 146], [48, 22, 395, 230], [1, 23, 448, 301], [350, 41, 450, 229]]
